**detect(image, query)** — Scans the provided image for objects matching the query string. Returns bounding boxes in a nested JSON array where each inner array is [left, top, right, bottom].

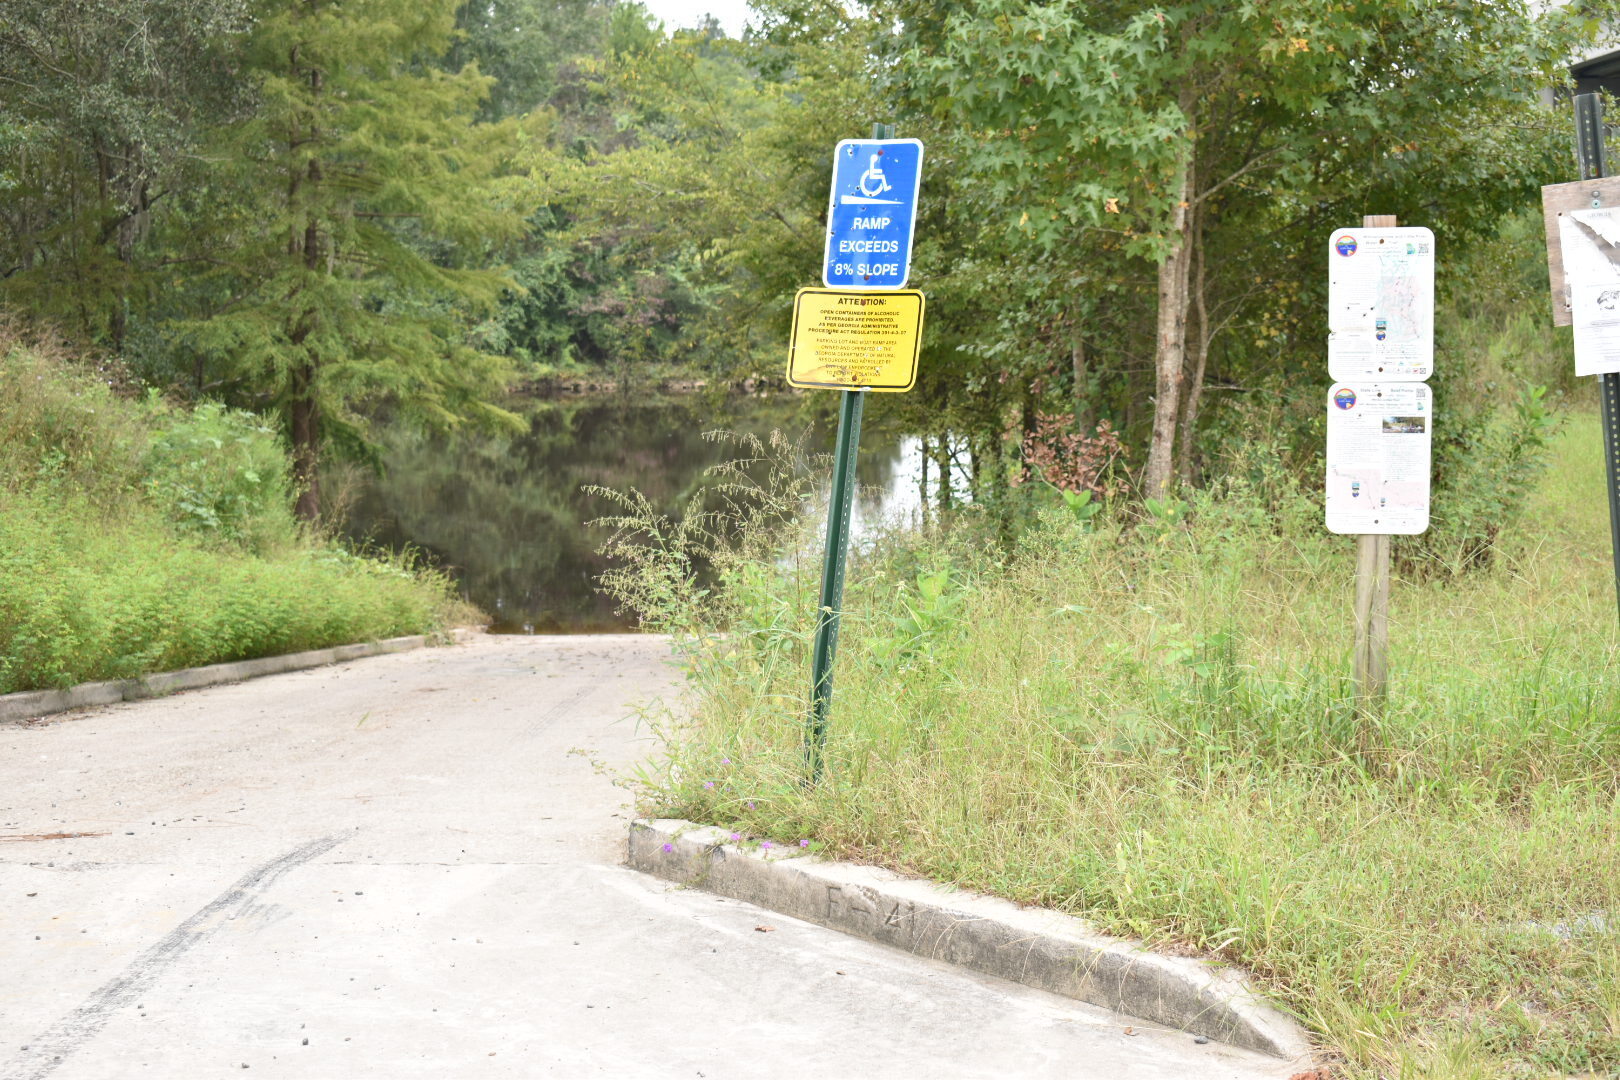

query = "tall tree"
[[445, 0, 612, 122], [0, 0, 249, 349], [176, 0, 527, 521], [891, 0, 1584, 496]]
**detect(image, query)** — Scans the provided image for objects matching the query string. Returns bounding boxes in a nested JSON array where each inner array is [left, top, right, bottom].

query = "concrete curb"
[[0, 627, 483, 725], [629, 818, 1313, 1061]]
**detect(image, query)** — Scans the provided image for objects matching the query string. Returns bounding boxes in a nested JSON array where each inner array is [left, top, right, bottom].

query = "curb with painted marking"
[[0, 628, 482, 725], [629, 818, 1313, 1061]]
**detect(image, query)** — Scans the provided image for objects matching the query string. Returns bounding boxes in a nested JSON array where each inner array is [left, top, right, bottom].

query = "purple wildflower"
[[799, 839, 810, 848], [761, 841, 773, 850], [661, 843, 673, 853], [703, 781, 715, 789], [746, 801, 756, 810], [729, 832, 741, 842]]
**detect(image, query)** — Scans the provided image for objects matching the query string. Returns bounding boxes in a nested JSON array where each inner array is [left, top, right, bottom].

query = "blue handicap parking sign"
[[822, 139, 924, 290]]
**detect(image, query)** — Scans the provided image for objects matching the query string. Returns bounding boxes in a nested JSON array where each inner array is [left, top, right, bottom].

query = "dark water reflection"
[[339, 393, 918, 633]]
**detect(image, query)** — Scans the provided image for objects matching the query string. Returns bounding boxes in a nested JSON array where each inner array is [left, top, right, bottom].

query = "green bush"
[[0, 488, 451, 692], [1418, 380, 1560, 574], [0, 333, 146, 498], [143, 398, 298, 554], [0, 328, 472, 692]]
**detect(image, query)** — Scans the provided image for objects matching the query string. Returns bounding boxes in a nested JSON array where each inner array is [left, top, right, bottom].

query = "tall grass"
[[0, 328, 472, 693], [620, 414, 1620, 1077]]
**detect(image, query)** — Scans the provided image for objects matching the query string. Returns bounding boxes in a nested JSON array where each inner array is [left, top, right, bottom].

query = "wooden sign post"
[[1327, 213, 1434, 754], [1352, 214, 1397, 743]]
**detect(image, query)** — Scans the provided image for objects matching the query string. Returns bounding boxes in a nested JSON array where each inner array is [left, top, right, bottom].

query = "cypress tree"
[[180, 0, 524, 520]]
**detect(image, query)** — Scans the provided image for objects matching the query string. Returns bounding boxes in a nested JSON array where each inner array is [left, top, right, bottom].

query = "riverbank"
[[0, 334, 475, 694], [634, 412, 1620, 1077], [509, 373, 789, 397]]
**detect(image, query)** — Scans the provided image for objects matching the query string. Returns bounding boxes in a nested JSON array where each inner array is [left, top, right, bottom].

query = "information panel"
[[787, 288, 924, 392], [1325, 382, 1432, 536], [1553, 204, 1620, 376], [1328, 227, 1435, 382], [822, 139, 924, 290]]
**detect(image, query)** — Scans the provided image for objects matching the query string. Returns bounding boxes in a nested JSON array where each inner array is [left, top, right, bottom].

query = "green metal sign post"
[[804, 121, 895, 783], [805, 386, 865, 782], [1573, 92, 1620, 624]]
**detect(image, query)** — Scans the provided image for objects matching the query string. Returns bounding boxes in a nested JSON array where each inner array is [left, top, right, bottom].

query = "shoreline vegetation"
[[607, 412, 1620, 1077], [0, 330, 476, 696]]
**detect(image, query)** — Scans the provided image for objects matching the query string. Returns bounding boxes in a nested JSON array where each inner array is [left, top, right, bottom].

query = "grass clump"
[[0, 329, 471, 693], [607, 413, 1620, 1078]]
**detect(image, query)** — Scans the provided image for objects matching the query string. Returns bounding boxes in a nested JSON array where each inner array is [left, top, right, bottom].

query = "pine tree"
[[179, 0, 525, 520]]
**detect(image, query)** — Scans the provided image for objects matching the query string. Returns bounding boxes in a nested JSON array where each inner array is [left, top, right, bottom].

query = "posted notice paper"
[[1558, 206, 1620, 377], [1325, 382, 1432, 536], [1327, 227, 1435, 382]]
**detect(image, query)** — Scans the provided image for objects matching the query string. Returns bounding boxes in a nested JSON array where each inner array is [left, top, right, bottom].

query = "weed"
[[0, 337, 467, 692], [613, 413, 1620, 1077]]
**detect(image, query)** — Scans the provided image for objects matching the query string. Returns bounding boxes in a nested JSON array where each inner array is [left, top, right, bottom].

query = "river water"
[[339, 393, 935, 633]]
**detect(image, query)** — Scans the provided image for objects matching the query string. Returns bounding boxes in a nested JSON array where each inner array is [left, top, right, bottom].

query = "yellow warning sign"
[[787, 288, 924, 392]]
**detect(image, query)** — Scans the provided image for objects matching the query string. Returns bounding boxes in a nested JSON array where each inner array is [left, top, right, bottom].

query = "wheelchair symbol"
[[858, 154, 892, 198]]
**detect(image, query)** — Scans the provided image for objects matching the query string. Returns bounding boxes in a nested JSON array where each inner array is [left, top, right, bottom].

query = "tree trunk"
[[918, 437, 931, 527], [934, 437, 953, 510], [1142, 87, 1198, 497], [1177, 204, 1210, 487], [287, 53, 324, 524], [1070, 326, 1094, 433], [291, 363, 320, 523], [1019, 392, 1038, 482]]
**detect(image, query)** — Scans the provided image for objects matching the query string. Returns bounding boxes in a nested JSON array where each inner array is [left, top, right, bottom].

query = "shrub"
[[0, 329, 470, 692], [0, 328, 146, 498], [143, 398, 298, 554]]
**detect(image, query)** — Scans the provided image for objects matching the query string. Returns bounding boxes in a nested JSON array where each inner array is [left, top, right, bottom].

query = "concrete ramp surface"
[[0, 634, 1299, 1079]]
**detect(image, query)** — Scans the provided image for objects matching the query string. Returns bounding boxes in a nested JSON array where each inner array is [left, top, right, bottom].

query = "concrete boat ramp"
[[0, 633, 1304, 1079]]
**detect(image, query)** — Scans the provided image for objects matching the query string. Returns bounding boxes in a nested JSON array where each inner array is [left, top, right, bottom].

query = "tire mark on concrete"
[[2, 833, 346, 1080], [520, 682, 600, 738]]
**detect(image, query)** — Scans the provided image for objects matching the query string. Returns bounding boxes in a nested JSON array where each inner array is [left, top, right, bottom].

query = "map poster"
[[1325, 382, 1432, 536], [1327, 227, 1435, 382]]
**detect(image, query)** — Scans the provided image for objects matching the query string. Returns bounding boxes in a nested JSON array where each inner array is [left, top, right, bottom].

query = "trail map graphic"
[[1327, 227, 1434, 383]]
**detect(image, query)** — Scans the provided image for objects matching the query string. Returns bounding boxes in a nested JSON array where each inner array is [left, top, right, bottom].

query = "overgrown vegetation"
[[0, 330, 471, 694], [3, 1, 1606, 522], [599, 404, 1618, 1075]]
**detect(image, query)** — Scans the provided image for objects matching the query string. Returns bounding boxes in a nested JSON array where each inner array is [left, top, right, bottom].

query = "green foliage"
[[1051, 485, 1099, 529], [143, 398, 297, 553], [163, 0, 531, 517], [520, 2, 882, 384], [1417, 382, 1562, 575], [879, 0, 1592, 498], [0, 489, 451, 693], [6, 0, 1593, 535], [1137, 495, 1189, 542], [0, 331, 147, 497], [868, 567, 964, 670], [588, 427, 826, 635], [618, 412, 1620, 1076], [445, 0, 611, 122], [0, 0, 251, 346], [0, 336, 467, 693]]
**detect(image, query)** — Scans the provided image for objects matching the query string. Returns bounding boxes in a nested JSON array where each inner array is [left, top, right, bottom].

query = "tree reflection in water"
[[336, 393, 911, 633]]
